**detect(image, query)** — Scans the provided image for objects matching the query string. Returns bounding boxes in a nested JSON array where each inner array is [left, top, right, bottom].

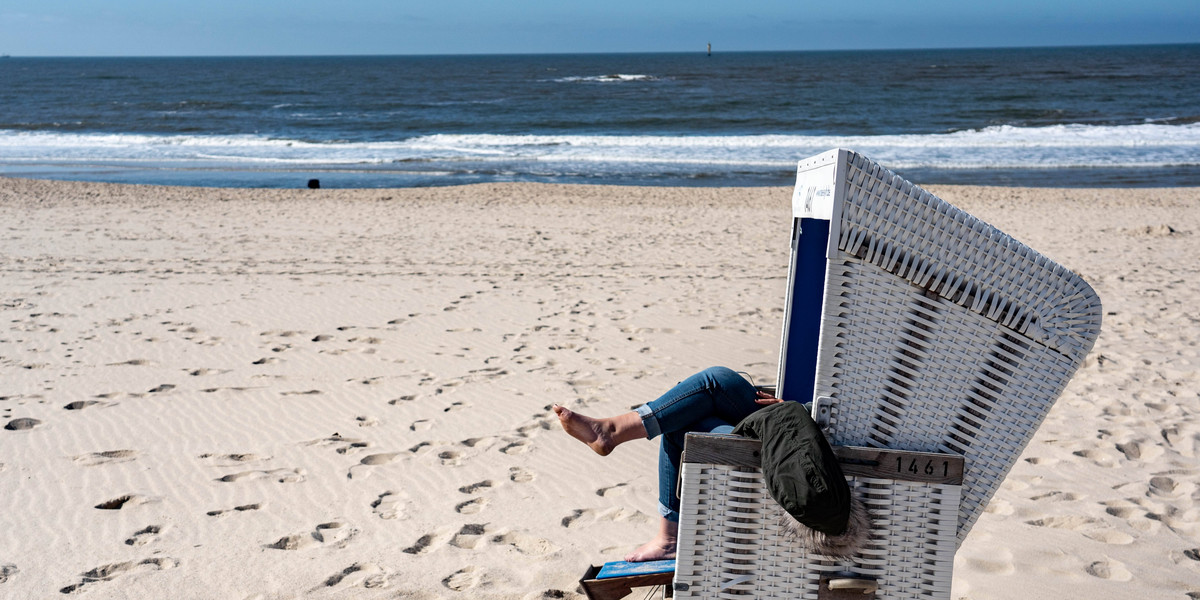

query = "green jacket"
[[733, 401, 851, 535]]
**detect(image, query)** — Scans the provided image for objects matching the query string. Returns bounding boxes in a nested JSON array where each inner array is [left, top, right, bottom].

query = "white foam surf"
[[550, 74, 656, 83], [1, 123, 1197, 175]]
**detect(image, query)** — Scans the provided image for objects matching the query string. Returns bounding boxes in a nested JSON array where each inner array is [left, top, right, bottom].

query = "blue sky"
[[2, 0, 1197, 56]]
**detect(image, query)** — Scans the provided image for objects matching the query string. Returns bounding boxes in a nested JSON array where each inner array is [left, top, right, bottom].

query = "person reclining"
[[553, 366, 867, 562]]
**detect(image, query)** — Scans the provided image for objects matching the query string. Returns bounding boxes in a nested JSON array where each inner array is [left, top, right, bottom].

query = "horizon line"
[[3, 41, 1197, 59]]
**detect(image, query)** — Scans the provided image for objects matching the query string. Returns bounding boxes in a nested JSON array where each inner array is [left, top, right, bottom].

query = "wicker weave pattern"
[[837, 153, 1101, 360], [675, 463, 960, 599], [814, 151, 1101, 544]]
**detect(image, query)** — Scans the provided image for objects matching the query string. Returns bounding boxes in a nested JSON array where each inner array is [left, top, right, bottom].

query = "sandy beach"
[[1, 177, 1197, 599]]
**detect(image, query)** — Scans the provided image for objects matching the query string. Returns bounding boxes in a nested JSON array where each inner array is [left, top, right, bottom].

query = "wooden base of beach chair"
[[579, 564, 673, 600], [674, 433, 964, 600]]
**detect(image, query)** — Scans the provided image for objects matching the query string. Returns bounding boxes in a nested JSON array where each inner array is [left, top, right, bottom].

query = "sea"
[[1, 45, 1198, 188]]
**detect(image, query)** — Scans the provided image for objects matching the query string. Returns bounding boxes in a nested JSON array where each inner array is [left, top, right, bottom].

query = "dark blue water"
[[1, 45, 1198, 188]]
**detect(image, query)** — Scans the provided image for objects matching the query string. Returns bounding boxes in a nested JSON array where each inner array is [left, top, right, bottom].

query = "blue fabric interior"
[[778, 217, 830, 402]]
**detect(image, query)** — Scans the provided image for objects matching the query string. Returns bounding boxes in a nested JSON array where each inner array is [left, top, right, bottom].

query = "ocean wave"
[[1, 123, 1197, 173], [550, 74, 656, 83]]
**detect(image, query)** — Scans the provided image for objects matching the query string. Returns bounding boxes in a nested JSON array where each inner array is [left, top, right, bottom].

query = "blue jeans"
[[634, 367, 764, 522]]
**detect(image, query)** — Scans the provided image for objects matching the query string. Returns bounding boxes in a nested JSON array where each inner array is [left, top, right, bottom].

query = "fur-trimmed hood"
[[776, 494, 870, 558]]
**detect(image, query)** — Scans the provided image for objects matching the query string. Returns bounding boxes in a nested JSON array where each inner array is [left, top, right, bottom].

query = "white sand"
[[0, 178, 1196, 599]]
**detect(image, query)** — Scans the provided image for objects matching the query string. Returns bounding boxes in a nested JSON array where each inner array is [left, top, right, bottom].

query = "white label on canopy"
[[791, 159, 837, 221]]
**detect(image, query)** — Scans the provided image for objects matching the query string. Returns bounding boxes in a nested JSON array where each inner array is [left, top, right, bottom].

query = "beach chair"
[[672, 149, 1102, 599]]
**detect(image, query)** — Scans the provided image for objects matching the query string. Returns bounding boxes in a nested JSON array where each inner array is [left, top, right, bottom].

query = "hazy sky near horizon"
[[2, 0, 1197, 56]]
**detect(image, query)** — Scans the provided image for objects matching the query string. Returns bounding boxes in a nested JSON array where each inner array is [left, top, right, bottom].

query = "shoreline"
[[1, 177, 1197, 599], [5, 161, 1200, 189], [6, 172, 1200, 193]]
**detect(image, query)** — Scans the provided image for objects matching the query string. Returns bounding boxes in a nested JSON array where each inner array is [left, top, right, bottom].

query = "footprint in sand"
[[1115, 440, 1166, 462], [125, 525, 164, 546], [281, 389, 323, 396], [1028, 491, 1081, 502], [1072, 448, 1120, 468], [200, 386, 255, 394], [1170, 548, 1200, 564], [1148, 476, 1179, 497], [461, 436, 496, 448], [1024, 515, 1100, 530], [516, 415, 556, 436], [560, 507, 649, 529], [388, 395, 418, 405], [348, 453, 402, 480], [410, 419, 433, 432], [60, 558, 179, 594], [187, 368, 225, 377], [217, 467, 305, 483], [523, 590, 572, 600], [206, 503, 263, 517], [451, 524, 489, 550], [3, 418, 41, 431], [108, 359, 156, 367], [438, 450, 463, 466], [371, 491, 406, 520], [63, 400, 107, 411], [1024, 456, 1059, 466], [95, 494, 160, 510], [500, 440, 531, 455], [1102, 498, 1145, 519], [456, 498, 489, 515], [509, 467, 536, 483], [459, 480, 494, 494], [302, 434, 374, 455], [356, 415, 380, 427], [358, 453, 400, 466], [596, 483, 629, 497], [198, 452, 270, 466], [1083, 529, 1135, 545], [269, 521, 357, 551], [1085, 558, 1133, 581], [442, 566, 482, 592], [1160, 427, 1198, 457], [0, 563, 18, 584], [493, 531, 560, 556], [1103, 499, 1162, 533], [74, 449, 138, 466], [322, 562, 390, 590], [403, 528, 454, 555]]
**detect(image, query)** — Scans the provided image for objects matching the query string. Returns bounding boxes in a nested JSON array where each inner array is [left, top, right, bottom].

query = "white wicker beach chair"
[[672, 149, 1102, 599]]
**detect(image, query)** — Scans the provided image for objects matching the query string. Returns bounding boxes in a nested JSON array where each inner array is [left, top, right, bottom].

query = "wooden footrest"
[[579, 560, 674, 600]]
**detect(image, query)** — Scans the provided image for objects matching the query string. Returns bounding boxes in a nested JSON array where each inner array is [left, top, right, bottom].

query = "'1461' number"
[[898, 457, 949, 477]]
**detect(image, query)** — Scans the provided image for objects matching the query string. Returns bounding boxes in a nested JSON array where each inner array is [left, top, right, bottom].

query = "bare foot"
[[624, 538, 676, 562], [624, 518, 678, 562], [552, 405, 616, 456]]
